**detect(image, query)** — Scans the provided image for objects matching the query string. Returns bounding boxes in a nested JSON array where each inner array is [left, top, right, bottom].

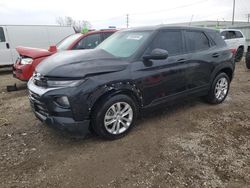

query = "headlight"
[[20, 58, 33, 65], [47, 79, 85, 87]]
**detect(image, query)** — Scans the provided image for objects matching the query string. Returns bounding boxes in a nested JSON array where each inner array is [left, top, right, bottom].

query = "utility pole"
[[126, 14, 129, 28], [189, 15, 194, 26], [232, 0, 235, 25]]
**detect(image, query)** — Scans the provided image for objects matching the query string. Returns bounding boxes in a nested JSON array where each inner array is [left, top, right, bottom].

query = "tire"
[[246, 51, 250, 69], [205, 73, 230, 104], [91, 94, 138, 140], [235, 47, 244, 62]]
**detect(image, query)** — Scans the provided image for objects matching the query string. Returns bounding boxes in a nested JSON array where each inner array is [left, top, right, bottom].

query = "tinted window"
[[75, 34, 101, 49], [207, 30, 226, 47], [149, 30, 183, 56], [103, 32, 114, 40], [235, 31, 243, 38], [185, 31, 210, 52], [227, 31, 237, 39], [0, 27, 5, 42], [221, 31, 237, 40]]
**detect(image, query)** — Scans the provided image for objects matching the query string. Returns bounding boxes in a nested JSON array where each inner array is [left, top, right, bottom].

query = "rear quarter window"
[[208, 30, 226, 47], [0, 27, 6, 42], [235, 31, 243, 38], [185, 31, 210, 52]]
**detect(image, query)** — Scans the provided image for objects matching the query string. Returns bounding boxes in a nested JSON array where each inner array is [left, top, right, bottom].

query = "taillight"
[[230, 48, 237, 56]]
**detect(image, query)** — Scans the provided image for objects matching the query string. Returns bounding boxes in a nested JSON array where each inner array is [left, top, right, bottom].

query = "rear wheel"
[[205, 73, 230, 104], [246, 51, 250, 69], [235, 47, 244, 62], [91, 94, 137, 140]]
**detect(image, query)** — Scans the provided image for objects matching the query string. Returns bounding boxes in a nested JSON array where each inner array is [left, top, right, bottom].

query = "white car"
[[0, 25, 75, 67], [220, 29, 246, 62]]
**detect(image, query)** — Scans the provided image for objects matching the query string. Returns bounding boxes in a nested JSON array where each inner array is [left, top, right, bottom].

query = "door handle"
[[212, 53, 219, 58], [177, 59, 186, 63], [6, 43, 10, 49]]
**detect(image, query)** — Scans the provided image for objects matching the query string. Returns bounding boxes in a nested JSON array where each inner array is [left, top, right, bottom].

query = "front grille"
[[28, 90, 49, 118]]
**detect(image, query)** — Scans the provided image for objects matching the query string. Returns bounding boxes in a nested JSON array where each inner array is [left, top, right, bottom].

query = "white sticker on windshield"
[[127, 35, 143, 40]]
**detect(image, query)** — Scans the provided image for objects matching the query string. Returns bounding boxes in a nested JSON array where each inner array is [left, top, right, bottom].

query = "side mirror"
[[48, 45, 57, 52], [221, 36, 226, 40], [143, 48, 168, 60]]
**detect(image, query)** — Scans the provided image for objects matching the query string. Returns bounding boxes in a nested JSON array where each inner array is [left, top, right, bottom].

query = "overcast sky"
[[0, 0, 249, 29]]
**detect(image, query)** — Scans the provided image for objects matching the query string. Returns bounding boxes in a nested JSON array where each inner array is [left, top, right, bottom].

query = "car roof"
[[219, 29, 242, 32], [121, 25, 218, 32], [79, 29, 117, 37]]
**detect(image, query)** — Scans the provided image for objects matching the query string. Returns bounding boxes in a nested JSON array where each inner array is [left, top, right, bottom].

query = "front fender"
[[86, 81, 143, 111]]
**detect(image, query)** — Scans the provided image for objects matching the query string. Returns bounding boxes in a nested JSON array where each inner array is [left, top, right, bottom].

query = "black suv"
[[28, 26, 235, 139]]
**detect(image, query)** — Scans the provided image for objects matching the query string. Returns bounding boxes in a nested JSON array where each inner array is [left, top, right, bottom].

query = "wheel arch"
[[238, 45, 244, 50], [210, 64, 234, 84], [219, 67, 233, 81], [87, 82, 143, 116]]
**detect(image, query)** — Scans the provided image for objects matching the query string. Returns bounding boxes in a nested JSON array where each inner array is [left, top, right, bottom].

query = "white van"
[[0, 25, 75, 66]]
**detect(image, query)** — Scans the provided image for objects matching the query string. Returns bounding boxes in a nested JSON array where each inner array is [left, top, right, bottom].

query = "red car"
[[13, 29, 117, 81]]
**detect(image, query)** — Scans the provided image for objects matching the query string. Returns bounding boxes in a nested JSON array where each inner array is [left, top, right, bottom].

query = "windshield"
[[97, 31, 152, 58], [57, 33, 82, 51]]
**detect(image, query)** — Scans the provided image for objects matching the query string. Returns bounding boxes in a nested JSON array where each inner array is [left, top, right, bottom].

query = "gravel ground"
[[0, 61, 249, 188]]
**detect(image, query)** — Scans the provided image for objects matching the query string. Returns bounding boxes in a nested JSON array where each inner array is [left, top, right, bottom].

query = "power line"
[[90, 0, 210, 25], [130, 0, 210, 16]]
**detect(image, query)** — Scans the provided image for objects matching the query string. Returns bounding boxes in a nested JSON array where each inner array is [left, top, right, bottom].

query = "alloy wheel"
[[104, 102, 133, 135]]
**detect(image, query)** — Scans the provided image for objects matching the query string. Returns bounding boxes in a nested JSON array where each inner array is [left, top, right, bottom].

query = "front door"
[[133, 30, 189, 106], [0, 27, 13, 66]]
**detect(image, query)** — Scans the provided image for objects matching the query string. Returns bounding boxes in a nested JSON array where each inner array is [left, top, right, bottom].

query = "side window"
[[74, 34, 101, 50], [185, 31, 210, 52], [227, 31, 237, 39], [148, 30, 183, 56], [235, 31, 243, 38], [85, 34, 102, 49], [0, 27, 6, 42], [103, 32, 114, 40], [221, 31, 227, 39]]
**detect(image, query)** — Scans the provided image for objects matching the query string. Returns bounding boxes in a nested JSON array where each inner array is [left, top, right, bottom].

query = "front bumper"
[[28, 79, 90, 135]]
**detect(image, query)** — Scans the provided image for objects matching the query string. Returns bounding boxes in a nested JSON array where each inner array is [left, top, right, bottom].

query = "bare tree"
[[56, 16, 92, 33]]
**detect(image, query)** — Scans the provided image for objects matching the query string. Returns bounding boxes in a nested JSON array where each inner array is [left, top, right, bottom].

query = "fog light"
[[55, 96, 70, 108]]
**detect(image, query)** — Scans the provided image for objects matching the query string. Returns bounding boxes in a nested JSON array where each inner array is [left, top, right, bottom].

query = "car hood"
[[16, 46, 53, 59], [36, 49, 129, 78]]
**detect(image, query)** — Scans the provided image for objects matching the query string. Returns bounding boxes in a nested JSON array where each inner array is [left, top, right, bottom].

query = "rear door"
[[0, 26, 13, 65], [183, 30, 216, 91]]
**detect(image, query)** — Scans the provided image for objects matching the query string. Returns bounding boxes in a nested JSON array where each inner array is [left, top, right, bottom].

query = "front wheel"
[[91, 94, 138, 140], [205, 73, 230, 104]]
